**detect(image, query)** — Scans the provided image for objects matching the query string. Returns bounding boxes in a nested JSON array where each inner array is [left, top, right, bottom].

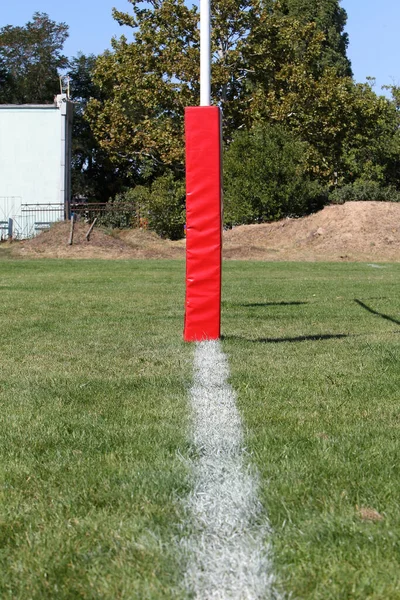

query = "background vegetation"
[[1, 1, 400, 234]]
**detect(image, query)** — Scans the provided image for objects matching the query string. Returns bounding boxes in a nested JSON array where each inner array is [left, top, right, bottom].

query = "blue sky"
[[0, 1, 398, 96]]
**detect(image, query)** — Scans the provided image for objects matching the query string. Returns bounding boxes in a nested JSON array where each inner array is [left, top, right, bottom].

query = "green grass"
[[0, 259, 192, 599], [222, 262, 400, 599], [2, 259, 400, 599]]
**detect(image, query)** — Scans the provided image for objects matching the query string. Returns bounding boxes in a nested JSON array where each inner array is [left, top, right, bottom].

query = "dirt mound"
[[6, 201, 400, 261], [13, 221, 132, 259], [118, 228, 185, 259], [223, 201, 400, 261], [11, 221, 186, 260]]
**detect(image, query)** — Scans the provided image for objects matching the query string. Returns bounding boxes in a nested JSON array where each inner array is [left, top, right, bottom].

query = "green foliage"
[[277, 0, 352, 76], [2, 3, 397, 232], [245, 17, 400, 184], [147, 172, 186, 239], [329, 181, 400, 204], [68, 53, 130, 202], [88, 0, 291, 168], [89, 1, 335, 168], [0, 56, 13, 103], [224, 124, 327, 226], [337, 82, 400, 187], [100, 172, 185, 240], [98, 188, 147, 229], [85, 0, 400, 229], [0, 12, 68, 104], [87, 0, 393, 191], [86, 0, 200, 169]]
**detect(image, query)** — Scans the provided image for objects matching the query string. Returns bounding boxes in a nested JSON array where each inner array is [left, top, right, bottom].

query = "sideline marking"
[[183, 340, 279, 599]]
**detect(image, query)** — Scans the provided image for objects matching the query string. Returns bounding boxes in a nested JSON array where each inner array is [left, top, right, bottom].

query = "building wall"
[[0, 96, 73, 239]]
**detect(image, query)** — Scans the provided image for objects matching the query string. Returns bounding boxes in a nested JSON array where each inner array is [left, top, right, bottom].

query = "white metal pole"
[[200, 0, 211, 106]]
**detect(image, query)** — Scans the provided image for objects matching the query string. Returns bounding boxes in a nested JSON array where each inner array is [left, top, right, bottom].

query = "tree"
[[243, 13, 398, 183], [0, 12, 69, 104], [86, 0, 274, 171], [87, 0, 356, 176], [224, 123, 326, 225], [0, 56, 13, 103], [68, 53, 130, 202], [339, 83, 400, 187], [86, 0, 197, 172], [86, 0, 400, 223], [277, 0, 352, 76]]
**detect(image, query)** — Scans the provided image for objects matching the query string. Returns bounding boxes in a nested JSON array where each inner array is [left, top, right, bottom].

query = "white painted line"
[[183, 340, 279, 599]]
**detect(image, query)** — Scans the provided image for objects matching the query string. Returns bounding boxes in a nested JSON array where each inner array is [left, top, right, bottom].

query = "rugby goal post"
[[183, 0, 222, 342]]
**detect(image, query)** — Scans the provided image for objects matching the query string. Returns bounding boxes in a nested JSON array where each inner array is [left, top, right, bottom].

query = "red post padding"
[[184, 106, 222, 342]]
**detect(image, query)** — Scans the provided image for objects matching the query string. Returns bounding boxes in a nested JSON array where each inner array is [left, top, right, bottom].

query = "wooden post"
[[68, 213, 75, 245], [85, 218, 97, 241]]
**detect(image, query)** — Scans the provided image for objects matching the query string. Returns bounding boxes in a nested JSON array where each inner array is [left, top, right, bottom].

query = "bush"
[[329, 180, 400, 204], [147, 172, 185, 240], [98, 172, 185, 240], [98, 187, 150, 229], [223, 124, 327, 226]]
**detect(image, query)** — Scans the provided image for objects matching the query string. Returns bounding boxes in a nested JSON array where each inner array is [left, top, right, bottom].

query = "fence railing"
[[69, 202, 108, 222], [0, 218, 13, 240], [20, 203, 65, 238]]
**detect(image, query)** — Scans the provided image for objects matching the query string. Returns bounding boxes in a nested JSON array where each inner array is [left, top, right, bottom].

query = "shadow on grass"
[[222, 333, 349, 344], [354, 299, 400, 326], [239, 301, 308, 307]]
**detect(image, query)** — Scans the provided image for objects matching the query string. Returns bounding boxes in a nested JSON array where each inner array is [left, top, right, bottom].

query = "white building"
[[0, 94, 73, 239]]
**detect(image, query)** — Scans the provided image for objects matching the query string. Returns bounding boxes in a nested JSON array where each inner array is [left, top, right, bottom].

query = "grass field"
[[1, 259, 400, 599], [0, 260, 192, 599], [223, 262, 400, 599]]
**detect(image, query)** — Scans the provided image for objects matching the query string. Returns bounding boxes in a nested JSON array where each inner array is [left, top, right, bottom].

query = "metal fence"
[[0, 197, 21, 239], [69, 202, 108, 222], [0, 199, 65, 239], [0, 218, 13, 240], [20, 203, 65, 238]]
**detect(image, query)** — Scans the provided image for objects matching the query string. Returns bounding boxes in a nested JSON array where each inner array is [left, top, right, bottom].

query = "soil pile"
[[11, 221, 185, 260], [6, 201, 400, 262], [223, 201, 400, 262]]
